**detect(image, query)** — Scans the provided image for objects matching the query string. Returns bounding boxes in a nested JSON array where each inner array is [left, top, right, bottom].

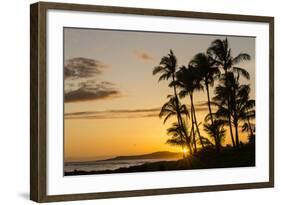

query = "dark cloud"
[[64, 57, 109, 79], [64, 57, 119, 103], [64, 80, 121, 103], [134, 51, 154, 61], [65, 108, 160, 119]]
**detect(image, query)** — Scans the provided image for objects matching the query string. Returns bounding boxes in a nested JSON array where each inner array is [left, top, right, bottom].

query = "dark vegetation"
[[65, 143, 255, 176]]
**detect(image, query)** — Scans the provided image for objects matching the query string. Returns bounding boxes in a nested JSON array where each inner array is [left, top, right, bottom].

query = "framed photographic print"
[[30, 1, 274, 202]]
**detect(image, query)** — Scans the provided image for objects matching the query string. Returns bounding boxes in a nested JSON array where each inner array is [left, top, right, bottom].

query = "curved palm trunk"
[[178, 132, 185, 158], [228, 114, 236, 147], [205, 83, 214, 124], [233, 114, 240, 148], [232, 85, 240, 149], [190, 94, 205, 150], [172, 75, 192, 155], [224, 69, 236, 148], [185, 114, 194, 155], [234, 122, 240, 148], [189, 125, 196, 153], [205, 83, 220, 152], [189, 105, 197, 153]]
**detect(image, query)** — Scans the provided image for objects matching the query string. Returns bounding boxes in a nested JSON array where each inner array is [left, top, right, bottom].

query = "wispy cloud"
[[193, 101, 209, 112], [64, 80, 121, 103], [134, 51, 154, 61], [64, 102, 208, 120], [64, 57, 110, 79], [65, 108, 160, 120]]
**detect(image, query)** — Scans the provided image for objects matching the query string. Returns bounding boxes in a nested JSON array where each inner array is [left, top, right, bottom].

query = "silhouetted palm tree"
[[190, 52, 221, 151], [176, 65, 205, 151], [153, 50, 189, 144], [159, 95, 192, 154], [213, 72, 236, 147], [207, 38, 251, 148], [203, 119, 226, 149], [166, 122, 191, 157]]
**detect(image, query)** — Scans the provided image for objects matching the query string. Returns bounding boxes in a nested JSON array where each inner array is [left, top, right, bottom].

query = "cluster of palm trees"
[[153, 38, 255, 157]]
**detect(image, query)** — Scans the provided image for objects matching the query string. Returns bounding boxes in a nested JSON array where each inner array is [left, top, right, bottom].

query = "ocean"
[[64, 158, 179, 172]]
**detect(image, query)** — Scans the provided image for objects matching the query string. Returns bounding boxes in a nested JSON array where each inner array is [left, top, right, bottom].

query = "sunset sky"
[[64, 28, 255, 162]]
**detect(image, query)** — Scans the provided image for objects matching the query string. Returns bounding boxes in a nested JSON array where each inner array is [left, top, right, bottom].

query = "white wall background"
[[0, 0, 279, 204]]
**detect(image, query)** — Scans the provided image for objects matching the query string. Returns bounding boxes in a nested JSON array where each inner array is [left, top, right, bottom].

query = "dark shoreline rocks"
[[65, 144, 255, 176]]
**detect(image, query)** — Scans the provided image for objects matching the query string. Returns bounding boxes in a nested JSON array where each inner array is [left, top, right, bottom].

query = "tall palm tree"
[[227, 73, 247, 147], [176, 65, 205, 150], [213, 72, 236, 147], [159, 95, 192, 154], [153, 50, 189, 144], [213, 72, 238, 147], [207, 38, 251, 148], [190, 53, 220, 151]]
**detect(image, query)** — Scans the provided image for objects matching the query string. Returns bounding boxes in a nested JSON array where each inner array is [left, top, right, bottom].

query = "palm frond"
[[233, 67, 250, 80], [152, 66, 165, 75], [232, 53, 251, 65], [157, 73, 169, 82]]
